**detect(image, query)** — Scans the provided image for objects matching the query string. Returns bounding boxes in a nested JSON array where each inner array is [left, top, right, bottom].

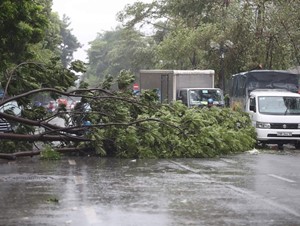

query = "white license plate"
[[277, 132, 292, 136]]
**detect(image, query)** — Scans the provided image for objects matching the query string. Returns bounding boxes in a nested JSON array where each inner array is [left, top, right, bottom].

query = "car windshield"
[[258, 96, 300, 115]]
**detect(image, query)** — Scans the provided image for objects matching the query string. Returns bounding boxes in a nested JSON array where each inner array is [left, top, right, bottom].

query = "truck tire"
[[277, 143, 284, 150], [256, 141, 266, 149]]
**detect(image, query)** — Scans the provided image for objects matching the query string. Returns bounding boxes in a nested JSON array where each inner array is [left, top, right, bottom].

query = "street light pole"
[[220, 47, 225, 91]]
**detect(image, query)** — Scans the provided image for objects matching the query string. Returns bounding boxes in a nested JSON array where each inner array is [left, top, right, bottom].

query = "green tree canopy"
[[0, 0, 84, 104], [0, 0, 49, 70], [114, 0, 300, 88], [59, 15, 82, 68], [85, 27, 156, 85]]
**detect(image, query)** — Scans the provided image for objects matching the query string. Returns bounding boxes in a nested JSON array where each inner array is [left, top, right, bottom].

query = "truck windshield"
[[189, 89, 224, 106], [258, 96, 300, 115]]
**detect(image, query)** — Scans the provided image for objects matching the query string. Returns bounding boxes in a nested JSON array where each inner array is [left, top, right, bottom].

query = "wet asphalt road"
[[0, 150, 300, 226]]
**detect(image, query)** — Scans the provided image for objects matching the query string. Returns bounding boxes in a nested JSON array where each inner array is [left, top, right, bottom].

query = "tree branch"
[[0, 133, 90, 142]]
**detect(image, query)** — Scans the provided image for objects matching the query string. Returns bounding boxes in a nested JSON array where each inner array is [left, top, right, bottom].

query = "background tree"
[[0, 0, 84, 100], [85, 27, 156, 85], [0, 0, 49, 71], [59, 15, 82, 68], [114, 0, 300, 89]]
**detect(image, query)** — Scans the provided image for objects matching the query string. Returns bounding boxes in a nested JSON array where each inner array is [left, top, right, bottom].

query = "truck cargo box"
[[139, 69, 215, 103]]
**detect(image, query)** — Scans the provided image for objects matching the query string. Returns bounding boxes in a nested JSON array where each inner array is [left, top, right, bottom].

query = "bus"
[[230, 70, 300, 110]]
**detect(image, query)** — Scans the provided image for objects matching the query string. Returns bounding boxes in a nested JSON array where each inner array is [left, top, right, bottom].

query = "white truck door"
[[248, 96, 257, 128]]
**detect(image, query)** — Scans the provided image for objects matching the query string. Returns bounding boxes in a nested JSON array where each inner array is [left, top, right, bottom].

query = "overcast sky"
[[52, 0, 150, 61]]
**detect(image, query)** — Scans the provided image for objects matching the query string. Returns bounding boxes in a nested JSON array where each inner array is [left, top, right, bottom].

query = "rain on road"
[[0, 151, 300, 226]]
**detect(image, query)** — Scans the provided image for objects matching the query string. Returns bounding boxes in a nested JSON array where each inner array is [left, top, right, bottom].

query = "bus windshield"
[[258, 96, 300, 115]]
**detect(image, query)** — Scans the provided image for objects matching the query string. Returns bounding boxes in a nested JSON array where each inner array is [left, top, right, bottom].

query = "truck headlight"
[[256, 122, 271, 129]]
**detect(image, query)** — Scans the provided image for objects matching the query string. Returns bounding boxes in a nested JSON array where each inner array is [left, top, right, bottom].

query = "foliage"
[[105, 101, 256, 159], [156, 24, 218, 69], [40, 145, 61, 160], [0, 140, 33, 153], [69, 71, 256, 158], [112, 0, 300, 89], [0, 60, 79, 107], [85, 27, 157, 84], [59, 15, 82, 67], [0, 0, 82, 95], [0, 70, 256, 158], [0, 1, 84, 135], [0, 0, 49, 71]]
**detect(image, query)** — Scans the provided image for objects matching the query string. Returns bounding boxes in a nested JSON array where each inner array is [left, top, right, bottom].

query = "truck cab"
[[246, 89, 300, 149], [177, 88, 225, 108]]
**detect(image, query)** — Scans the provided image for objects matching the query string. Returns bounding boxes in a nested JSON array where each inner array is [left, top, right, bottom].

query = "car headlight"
[[256, 122, 271, 129]]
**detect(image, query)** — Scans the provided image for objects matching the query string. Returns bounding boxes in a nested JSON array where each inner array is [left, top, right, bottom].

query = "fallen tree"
[[0, 69, 256, 160]]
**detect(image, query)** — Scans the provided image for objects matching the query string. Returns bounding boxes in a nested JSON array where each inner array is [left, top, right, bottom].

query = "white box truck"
[[139, 69, 224, 107]]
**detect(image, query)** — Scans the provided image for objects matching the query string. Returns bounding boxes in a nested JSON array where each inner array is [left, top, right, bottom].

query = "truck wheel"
[[277, 143, 284, 150], [256, 141, 266, 149]]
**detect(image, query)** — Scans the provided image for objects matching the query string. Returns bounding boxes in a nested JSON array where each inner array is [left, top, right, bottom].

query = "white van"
[[246, 89, 300, 149]]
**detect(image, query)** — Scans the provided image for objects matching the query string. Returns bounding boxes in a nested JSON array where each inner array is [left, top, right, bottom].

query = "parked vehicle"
[[138, 69, 224, 107], [230, 70, 300, 148], [0, 100, 21, 132], [47, 100, 57, 113]]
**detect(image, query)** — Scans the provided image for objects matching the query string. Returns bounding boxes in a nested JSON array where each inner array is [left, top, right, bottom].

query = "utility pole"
[[220, 43, 225, 91]]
